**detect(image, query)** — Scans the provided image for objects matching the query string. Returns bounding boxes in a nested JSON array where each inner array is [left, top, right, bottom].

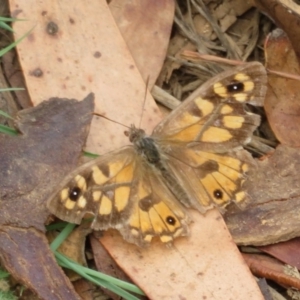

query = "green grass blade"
[[0, 28, 33, 57], [55, 252, 143, 300], [0, 289, 17, 300], [49, 223, 76, 251], [0, 87, 24, 92], [0, 124, 18, 136], [83, 151, 99, 158], [49, 223, 144, 299], [0, 269, 9, 280], [0, 16, 23, 22], [0, 110, 13, 120], [0, 21, 13, 32]]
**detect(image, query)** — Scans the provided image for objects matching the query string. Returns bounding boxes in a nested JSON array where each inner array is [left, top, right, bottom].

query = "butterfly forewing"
[[47, 147, 136, 227], [47, 147, 190, 247], [153, 62, 267, 153]]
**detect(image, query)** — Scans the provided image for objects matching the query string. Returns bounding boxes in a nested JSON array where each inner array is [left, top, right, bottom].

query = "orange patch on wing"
[[218, 164, 243, 182], [212, 172, 236, 195], [129, 203, 140, 229], [222, 116, 245, 129], [92, 166, 108, 184], [148, 207, 168, 233], [114, 163, 134, 212], [115, 186, 130, 212], [196, 152, 242, 171], [220, 105, 233, 114], [153, 201, 181, 232], [233, 93, 247, 102], [93, 191, 102, 202], [75, 175, 87, 191], [139, 209, 153, 232], [201, 127, 232, 142], [200, 173, 230, 205], [64, 199, 76, 210], [235, 191, 246, 203], [60, 188, 69, 202], [169, 123, 203, 142], [213, 82, 227, 98], [194, 98, 214, 116], [99, 195, 112, 215], [175, 111, 201, 128]]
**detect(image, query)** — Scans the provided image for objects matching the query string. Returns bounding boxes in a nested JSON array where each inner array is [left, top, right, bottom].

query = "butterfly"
[[47, 62, 267, 247]]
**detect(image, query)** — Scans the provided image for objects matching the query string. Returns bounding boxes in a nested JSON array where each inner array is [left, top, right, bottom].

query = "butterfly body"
[[47, 62, 267, 247]]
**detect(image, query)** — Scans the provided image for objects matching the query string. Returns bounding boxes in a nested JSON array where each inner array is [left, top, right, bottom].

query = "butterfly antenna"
[[93, 112, 130, 129], [139, 76, 150, 129]]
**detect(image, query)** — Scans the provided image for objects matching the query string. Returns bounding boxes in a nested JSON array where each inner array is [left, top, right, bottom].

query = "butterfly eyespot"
[[227, 81, 244, 93], [166, 216, 176, 226], [213, 189, 223, 199], [69, 186, 81, 201]]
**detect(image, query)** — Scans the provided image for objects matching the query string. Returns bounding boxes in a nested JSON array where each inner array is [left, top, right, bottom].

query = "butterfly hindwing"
[[120, 166, 189, 246], [162, 145, 250, 212]]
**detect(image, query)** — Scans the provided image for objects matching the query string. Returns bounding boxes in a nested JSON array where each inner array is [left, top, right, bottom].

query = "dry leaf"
[[50, 224, 92, 281], [259, 237, 300, 270], [90, 235, 131, 300], [109, 0, 175, 89], [264, 29, 300, 147], [73, 279, 109, 300], [254, 0, 300, 59]]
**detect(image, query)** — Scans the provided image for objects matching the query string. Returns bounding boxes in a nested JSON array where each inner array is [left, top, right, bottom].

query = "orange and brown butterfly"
[[47, 62, 267, 247]]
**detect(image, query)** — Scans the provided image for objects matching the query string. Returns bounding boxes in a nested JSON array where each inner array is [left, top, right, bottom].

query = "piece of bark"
[[0, 94, 94, 299], [225, 145, 300, 246], [0, 227, 80, 300], [0, 94, 94, 229]]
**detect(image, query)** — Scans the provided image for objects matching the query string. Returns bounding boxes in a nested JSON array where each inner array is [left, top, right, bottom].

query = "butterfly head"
[[124, 124, 146, 144]]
